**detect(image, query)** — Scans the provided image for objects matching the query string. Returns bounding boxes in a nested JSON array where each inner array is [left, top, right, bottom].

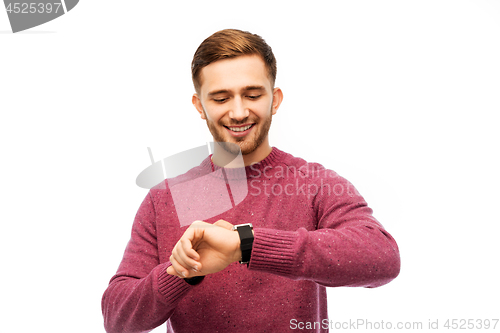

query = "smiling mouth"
[[224, 124, 254, 132]]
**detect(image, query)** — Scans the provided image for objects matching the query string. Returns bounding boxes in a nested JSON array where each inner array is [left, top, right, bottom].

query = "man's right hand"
[[166, 220, 241, 279]]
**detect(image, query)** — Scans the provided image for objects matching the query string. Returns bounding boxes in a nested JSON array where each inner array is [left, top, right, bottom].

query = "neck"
[[242, 137, 272, 166]]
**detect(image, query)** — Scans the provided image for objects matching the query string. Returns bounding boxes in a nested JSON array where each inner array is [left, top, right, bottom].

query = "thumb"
[[213, 219, 234, 230]]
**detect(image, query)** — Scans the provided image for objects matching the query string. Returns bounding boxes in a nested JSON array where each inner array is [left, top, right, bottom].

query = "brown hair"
[[191, 29, 277, 93]]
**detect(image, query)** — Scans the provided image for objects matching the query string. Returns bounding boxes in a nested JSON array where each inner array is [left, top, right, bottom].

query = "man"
[[102, 29, 400, 333]]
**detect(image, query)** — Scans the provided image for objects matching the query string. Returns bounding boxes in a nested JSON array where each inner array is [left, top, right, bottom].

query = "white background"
[[1, 1, 499, 332]]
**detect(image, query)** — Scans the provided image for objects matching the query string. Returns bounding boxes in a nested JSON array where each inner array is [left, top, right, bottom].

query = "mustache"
[[220, 119, 257, 126]]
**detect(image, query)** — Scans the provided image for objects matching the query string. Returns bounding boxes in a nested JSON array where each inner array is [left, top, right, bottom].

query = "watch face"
[[233, 223, 253, 230]]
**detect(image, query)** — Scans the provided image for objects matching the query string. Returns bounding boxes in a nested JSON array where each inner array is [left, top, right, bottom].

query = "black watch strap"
[[232, 223, 254, 266], [184, 275, 205, 285]]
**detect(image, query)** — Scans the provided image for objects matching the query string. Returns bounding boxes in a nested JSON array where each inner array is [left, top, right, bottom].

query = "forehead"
[[199, 55, 272, 96]]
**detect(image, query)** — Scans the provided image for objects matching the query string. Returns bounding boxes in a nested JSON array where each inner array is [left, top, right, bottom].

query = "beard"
[[204, 105, 273, 156]]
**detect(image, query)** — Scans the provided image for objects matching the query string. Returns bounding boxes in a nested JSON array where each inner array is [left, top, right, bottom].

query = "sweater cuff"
[[157, 263, 192, 303], [249, 228, 298, 276]]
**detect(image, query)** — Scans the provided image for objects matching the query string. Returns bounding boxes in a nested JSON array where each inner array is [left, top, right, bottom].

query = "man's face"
[[193, 55, 282, 156]]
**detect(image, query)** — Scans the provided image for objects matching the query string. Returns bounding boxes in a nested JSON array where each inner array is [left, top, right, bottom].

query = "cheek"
[[203, 107, 223, 123], [254, 99, 273, 116]]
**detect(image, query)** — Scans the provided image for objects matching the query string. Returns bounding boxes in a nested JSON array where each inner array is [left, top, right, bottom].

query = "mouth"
[[224, 123, 255, 137]]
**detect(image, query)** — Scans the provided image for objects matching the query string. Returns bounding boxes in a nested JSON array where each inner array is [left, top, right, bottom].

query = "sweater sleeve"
[[248, 167, 400, 288], [101, 192, 192, 333]]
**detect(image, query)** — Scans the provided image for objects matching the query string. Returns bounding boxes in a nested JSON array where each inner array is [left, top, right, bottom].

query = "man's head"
[[191, 29, 277, 94], [191, 29, 283, 162]]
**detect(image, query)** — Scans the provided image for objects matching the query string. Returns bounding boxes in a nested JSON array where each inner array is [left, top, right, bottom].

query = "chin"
[[208, 119, 270, 157], [239, 146, 256, 155], [222, 140, 256, 156]]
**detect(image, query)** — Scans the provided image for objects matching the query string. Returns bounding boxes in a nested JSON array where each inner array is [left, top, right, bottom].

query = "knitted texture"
[[102, 147, 400, 333]]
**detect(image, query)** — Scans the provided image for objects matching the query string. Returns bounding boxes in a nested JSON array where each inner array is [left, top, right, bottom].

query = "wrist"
[[232, 231, 242, 263]]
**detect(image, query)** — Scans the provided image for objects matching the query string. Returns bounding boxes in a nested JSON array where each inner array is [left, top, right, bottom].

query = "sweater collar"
[[199, 147, 286, 180]]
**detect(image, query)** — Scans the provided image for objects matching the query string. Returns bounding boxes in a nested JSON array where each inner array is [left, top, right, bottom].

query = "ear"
[[192, 93, 206, 120], [271, 87, 283, 115]]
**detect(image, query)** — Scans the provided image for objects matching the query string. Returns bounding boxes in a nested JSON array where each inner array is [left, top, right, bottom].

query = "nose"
[[228, 96, 249, 121]]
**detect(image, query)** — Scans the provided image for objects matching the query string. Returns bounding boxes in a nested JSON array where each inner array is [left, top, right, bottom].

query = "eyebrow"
[[207, 85, 266, 97]]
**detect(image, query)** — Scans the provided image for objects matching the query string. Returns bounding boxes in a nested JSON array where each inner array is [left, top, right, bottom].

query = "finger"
[[170, 254, 190, 278], [180, 237, 200, 261], [172, 245, 195, 275], [166, 265, 175, 276], [167, 255, 182, 277], [179, 237, 202, 271], [214, 219, 234, 230], [173, 240, 203, 274], [180, 226, 202, 257], [166, 263, 185, 277], [185, 222, 205, 252]]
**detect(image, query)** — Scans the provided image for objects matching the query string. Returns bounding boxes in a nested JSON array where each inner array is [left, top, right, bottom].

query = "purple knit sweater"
[[102, 147, 400, 333]]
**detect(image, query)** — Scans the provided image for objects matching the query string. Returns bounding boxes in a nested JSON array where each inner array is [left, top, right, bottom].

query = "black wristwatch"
[[232, 223, 254, 266]]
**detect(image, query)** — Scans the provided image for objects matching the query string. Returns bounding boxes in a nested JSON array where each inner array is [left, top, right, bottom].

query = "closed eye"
[[247, 95, 261, 100]]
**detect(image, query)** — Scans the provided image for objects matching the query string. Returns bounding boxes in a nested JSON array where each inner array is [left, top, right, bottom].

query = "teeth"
[[228, 125, 252, 132]]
